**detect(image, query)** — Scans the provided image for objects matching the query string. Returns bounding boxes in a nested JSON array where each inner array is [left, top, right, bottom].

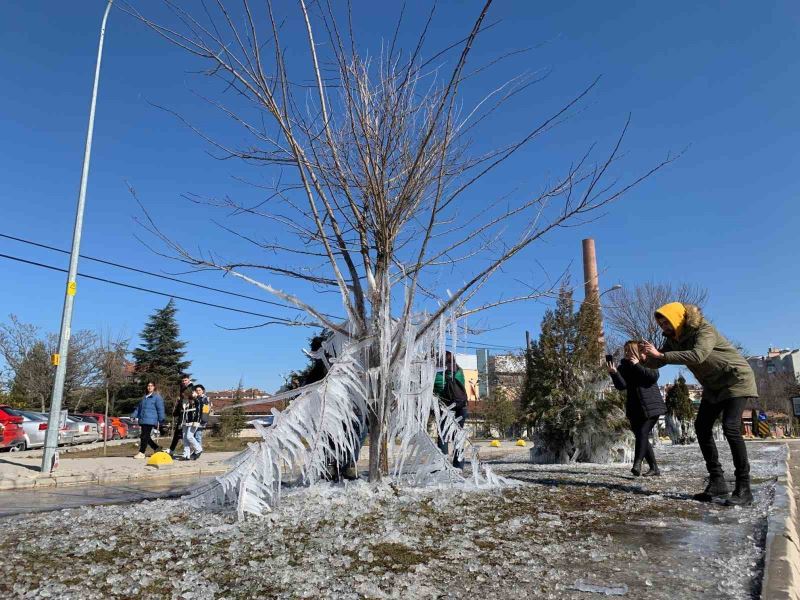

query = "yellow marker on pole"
[[51, 354, 60, 366], [67, 281, 77, 296]]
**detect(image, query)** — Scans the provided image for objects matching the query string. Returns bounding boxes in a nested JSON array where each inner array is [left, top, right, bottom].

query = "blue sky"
[[1, 1, 798, 392]]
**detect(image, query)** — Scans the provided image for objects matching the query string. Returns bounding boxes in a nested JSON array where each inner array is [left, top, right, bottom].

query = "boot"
[[725, 477, 753, 507], [643, 458, 660, 477], [692, 474, 729, 502], [631, 460, 642, 477]]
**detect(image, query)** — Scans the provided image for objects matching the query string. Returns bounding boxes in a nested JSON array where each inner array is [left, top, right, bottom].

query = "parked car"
[[119, 417, 141, 439], [26, 411, 77, 447], [73, 413, 127, 440], [70, 414, 112, 440], [1, 408, 48, 450], [0, 406, 26, 451], [65, 416, 100, 445]]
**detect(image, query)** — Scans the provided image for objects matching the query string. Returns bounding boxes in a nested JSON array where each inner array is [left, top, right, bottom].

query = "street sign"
[[792, 396, 800, 417]]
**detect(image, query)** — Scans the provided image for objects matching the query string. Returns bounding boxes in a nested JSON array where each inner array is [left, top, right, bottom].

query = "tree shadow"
[[499, 468, 697, 501]]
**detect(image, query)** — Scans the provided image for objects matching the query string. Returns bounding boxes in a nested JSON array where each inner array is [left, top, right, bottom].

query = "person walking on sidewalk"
[[168, 374, 193, 457], [131, 382, 166, 459], [191, 384, 211, 459], [608, 341, 666, 477], [180, 387, 202, 460], [642, 302, 758, 506]]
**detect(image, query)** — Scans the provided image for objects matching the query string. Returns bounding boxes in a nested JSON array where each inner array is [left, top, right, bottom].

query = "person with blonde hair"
[[642, 302, 758, 506], [608, 341, 666, 476]]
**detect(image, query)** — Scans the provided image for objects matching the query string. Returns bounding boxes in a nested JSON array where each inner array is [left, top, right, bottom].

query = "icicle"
[[188, 308, 509, 519]]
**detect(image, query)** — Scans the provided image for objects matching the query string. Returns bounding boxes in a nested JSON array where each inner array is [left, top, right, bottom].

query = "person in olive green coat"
[[642, 302, 757, 506]]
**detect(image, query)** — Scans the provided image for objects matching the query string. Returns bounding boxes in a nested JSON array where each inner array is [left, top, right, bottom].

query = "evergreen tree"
[[219, 377, 248, 439], [131, 300, 191, 398], [526, 281, 627, 463], [665, 375, 694, 421], [663, 375, 695, 445], [484, 387, 518, 438]]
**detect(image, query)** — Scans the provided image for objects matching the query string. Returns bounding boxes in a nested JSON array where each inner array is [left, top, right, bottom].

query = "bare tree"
[[127, 1, 676, 480], [96, 331, 130, 454], [605, 282, 708, 348], [0, 315, 99, 412]]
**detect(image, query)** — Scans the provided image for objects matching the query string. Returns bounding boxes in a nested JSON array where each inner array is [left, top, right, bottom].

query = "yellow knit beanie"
[[654, 302, 686, 336]]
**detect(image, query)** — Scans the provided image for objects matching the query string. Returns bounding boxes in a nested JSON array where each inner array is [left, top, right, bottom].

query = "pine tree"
[[131, 300, 191, 398], [219, 377, 248, 439], [665, 375, 693, 421], [663, 374, 695, 444], [527, 281, 627, 463], [484, 387, 518, 438]]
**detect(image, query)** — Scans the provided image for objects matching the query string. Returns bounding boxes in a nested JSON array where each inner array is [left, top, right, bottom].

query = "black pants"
[[694, 396, 750, 479], [437, 404, 468, 468], [139, 424, 160, 453], [169, 422, 183, 452], [629, 414, 659, 468]]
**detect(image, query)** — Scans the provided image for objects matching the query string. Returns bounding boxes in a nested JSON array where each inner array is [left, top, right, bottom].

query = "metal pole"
[[41, 0, 114, 474]]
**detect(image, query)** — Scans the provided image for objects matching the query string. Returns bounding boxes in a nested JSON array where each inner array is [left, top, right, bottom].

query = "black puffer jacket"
[[610, 359, 666, 419]]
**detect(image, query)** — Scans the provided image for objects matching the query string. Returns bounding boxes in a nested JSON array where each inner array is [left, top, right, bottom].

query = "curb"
[[0, 463, 230, 491], [762, 445, 800, 600], [13, 438, 139, 458]]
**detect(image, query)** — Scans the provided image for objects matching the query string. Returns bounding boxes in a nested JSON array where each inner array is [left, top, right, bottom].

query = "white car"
[[65, 416, 101, 444], [2, 408, 47, 450]]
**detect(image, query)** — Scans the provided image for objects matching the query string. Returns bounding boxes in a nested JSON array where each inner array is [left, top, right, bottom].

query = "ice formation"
[[188, 313, 508, 519]]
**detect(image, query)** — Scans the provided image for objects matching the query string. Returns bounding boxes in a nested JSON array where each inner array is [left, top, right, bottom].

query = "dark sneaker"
[[642, 468, 661, 477], [191, 451, 202, 461]]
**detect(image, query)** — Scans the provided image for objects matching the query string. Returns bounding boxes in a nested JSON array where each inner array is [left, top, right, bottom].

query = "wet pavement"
[[0, 442, 786, 599], [0, 474, 210, 518]]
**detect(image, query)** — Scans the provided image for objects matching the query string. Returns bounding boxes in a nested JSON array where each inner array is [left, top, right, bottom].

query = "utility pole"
[[41, 0, 114, 474]]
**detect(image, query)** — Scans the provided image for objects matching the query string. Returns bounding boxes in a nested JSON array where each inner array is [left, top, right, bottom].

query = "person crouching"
[[642, 302, 758, 506]]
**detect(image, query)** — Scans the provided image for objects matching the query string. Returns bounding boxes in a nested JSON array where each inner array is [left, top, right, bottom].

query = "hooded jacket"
[[644, 304, 757, 402]]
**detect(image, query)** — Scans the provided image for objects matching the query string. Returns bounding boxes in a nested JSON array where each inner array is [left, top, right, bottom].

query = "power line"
[[0, 252, 307, 325], [0, 235, 527, 349], [0, 232, 342, 320]]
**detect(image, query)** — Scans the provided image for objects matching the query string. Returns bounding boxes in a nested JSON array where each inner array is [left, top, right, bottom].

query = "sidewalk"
[[0, 438, 528, 492], [0, 451, 238, 491], [761, 439, 800, 600]]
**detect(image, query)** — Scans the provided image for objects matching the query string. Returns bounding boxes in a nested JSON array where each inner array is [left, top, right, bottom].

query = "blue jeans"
[[182, 425, 202, 458]]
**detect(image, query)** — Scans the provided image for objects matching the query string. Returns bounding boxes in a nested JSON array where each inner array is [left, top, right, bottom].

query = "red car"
[[0, 406, 26, 451], [74, 413, 128, 440]]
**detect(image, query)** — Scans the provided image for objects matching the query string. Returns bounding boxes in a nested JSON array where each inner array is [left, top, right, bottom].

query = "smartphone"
[[605, 354, 614, 364]]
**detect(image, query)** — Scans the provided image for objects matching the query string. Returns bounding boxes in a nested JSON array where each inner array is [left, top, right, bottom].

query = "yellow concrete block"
[[489, 440, 501, 448], [515, 439, 526, 447], [147, 451, 174, 466]]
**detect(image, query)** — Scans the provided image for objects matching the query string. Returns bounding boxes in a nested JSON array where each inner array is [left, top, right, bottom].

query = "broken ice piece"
[[573, 579, 628, 596]]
